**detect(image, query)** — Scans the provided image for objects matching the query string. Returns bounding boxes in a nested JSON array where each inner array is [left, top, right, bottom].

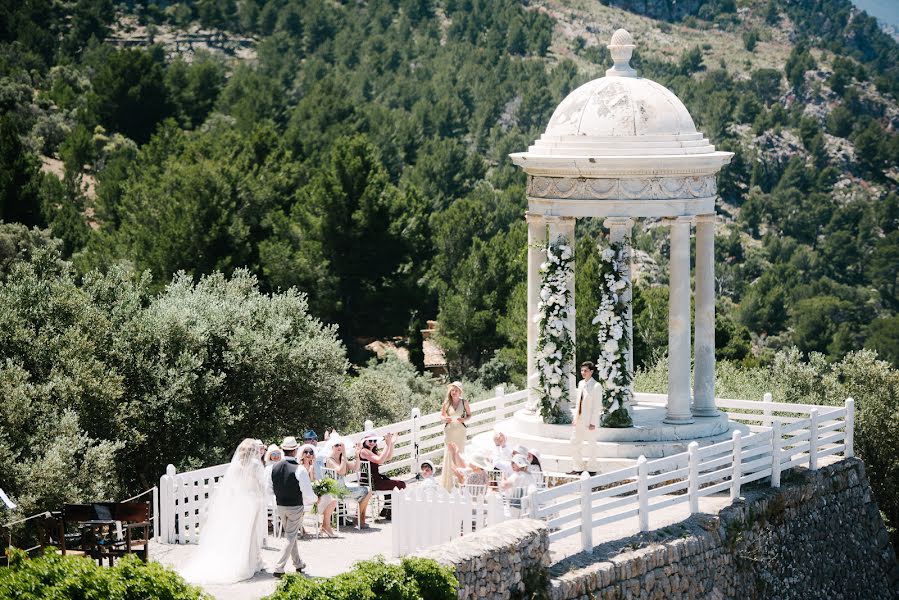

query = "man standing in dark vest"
[[271, 436, 317, 577]]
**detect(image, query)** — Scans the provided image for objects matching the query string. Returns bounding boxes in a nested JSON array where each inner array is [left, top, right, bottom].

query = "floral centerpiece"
[[592, 240, 634, 428], [534, 235, 574, 424]]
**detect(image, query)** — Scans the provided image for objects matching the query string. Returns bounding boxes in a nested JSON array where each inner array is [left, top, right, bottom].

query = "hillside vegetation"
[[1, 0, 898, 546]]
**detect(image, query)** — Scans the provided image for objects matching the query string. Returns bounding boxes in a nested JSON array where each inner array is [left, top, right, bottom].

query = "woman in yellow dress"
[[440, 381, 472, 490]]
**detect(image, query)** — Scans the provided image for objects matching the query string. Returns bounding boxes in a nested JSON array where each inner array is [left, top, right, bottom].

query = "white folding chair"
[[322, 467, 358, 529], [358, 460, 392, 519]]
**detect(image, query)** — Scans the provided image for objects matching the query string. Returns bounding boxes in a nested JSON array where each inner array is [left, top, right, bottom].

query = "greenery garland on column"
[[534, 235, 574, 424], [593, 240, 634, 428]]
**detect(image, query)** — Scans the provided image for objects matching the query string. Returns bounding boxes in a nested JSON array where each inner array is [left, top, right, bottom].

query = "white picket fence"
[[532, 396, 855, 553], [158, 386, 528, 544], [392, 488, 508, 556]]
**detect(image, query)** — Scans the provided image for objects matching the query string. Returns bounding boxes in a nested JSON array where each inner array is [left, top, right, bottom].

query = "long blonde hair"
[[442, 384, 464, 415]]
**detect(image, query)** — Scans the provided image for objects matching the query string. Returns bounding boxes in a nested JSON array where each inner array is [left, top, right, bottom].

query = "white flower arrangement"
[[534, 235, 574, 424], [592, 239, 634, 427]]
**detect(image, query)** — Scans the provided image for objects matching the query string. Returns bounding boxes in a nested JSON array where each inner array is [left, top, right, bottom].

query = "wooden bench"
[[57, 502, 150, 566]]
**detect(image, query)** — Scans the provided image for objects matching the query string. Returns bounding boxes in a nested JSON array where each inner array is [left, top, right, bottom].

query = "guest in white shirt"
[[491, 431, 513, 475], [419, 460, 440, 490]]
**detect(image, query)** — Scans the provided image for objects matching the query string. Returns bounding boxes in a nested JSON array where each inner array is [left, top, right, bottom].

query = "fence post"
[[771, 420, 782, 488], [152, 485, 160, 540], [763, 392, 773, 425], [579, 471, 593, 551], [688, 442, 699, 514], [637, 456, 648, 532], [844, 398, 854, 458], [364, 420, 374, 432], [392, 489, 403, 557], [529, 489, 539, 520], [164, 464, 177, 543], [730, 431, 742, 501], [410, 407, 421, 475], [809, 408, 819, 471], [495, 385, 506, 425]]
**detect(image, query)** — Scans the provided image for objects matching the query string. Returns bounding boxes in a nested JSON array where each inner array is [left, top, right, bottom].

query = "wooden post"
[[809, 409, 819, 471], [392, 489, 403, 556], [688, 442, 699, 514], [495, 385, 506, 425], [637, 456, 649, 532], [845, 398, 854, 458], [152, 485, 160, 540], [730, 431, 742, 501], [763, 392, 773, 425], [529, 489, 539, 520], [580, 471, 593, 551], [410, 407, 421, 475], [771, 420, 782, 488], [364, 419, 374, 432]]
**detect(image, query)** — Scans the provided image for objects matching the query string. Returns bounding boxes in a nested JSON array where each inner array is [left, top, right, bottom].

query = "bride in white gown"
[[180, 438, 266, 585]]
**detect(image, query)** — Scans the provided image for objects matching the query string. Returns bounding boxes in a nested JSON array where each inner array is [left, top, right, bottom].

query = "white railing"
[[159, 386, 528, 543], [392, 488, 507, 556], [533, 397, 855, 553]]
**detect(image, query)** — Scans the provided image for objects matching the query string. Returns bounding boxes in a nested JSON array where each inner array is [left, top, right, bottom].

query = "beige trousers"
[[274, 505, 305, 573], [570, 425, 595, 472]]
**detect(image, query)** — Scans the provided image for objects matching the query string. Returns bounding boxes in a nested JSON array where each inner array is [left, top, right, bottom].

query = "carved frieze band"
[[527, 175, 717, 201]]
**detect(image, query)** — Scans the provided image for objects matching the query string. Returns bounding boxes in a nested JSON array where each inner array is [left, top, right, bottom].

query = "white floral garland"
[[534, 235, 574, 424], [592, 240, 633, 421]]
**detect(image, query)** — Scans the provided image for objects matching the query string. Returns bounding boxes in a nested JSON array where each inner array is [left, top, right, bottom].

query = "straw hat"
[[528, 448, 542, 462], [281, 436, 299, 451], [449, 381, 463, 392]]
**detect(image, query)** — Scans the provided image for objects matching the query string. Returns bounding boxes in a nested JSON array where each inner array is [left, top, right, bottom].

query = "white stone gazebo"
[[496, 30, 737, 471]]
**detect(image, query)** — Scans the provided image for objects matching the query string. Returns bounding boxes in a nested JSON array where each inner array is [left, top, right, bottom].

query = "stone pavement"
[[151, 520, 395, 600]]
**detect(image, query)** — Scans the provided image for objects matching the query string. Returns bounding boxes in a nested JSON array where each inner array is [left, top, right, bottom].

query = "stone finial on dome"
[[606, 28, 637, 78]]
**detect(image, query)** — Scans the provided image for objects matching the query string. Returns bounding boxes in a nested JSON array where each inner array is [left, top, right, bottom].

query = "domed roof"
[[510, 29, 732, 177]]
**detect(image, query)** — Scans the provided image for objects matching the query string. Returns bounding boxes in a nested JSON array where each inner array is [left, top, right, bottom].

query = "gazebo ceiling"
[[510, 29, 733, 182]]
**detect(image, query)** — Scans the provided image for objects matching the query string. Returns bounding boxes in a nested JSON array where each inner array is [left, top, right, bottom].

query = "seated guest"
[[502, 455, 537, 515], [491, 430, 513, 475], [324, 435, 372, 529], [300, 443, 337, 537], [358, 432, 405, 519], [264, 444, 283, 497], [446, 442, 490, 489], [304, 430, 325, 479], [527, 448, 543, 473], [419, 460, 440, 490]]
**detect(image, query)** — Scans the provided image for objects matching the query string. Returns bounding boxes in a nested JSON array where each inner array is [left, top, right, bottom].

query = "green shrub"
[[263, 556, 457, 600], [0, 549, 211, 600]]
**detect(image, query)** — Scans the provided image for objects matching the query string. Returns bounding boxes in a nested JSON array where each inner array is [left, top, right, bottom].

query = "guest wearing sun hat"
[[271, 436, 317, 577], [419, 460, 440, 490], [358, 431, 405, 519], [445, 442, 490, 490], [440, 380, 472, 491]]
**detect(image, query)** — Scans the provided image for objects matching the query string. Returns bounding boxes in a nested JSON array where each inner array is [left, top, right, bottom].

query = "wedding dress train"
[[180, 439, 266, 585]]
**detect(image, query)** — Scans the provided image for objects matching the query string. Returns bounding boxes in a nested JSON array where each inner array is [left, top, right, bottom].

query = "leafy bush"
[[0, 549, 211, 600], [263, 556, 457, 600]]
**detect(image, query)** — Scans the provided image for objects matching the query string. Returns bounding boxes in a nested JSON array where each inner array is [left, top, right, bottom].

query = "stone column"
[[693, 214, 718, 417], [546, 215, 577, 412], [525, 212, 546, 414], [604, 217, 635, 406], [664, 216, 695, 425]]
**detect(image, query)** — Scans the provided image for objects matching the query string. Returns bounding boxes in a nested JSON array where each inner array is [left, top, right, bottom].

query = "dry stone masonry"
[[417, 458, 899, 599]]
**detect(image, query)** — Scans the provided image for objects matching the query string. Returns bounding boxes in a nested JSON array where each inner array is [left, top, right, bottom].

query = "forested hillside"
[[2, 0, 899, 540]]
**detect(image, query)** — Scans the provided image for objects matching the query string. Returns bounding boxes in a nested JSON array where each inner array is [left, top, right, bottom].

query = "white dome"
[[543, 77, 700, 142], [511, 29, 732, 176]]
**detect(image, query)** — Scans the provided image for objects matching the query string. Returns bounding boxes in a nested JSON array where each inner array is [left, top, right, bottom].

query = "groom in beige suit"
[[570, 361, 602, 473]]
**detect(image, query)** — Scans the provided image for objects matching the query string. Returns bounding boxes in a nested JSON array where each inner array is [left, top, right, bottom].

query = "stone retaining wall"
[[415, 458, 899, 600], [414, 519, 549, 600]]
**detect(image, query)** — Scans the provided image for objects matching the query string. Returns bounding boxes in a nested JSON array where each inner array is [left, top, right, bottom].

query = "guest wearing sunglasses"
[[324, 435, 372, 529], [299, 443, 338, 537]]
